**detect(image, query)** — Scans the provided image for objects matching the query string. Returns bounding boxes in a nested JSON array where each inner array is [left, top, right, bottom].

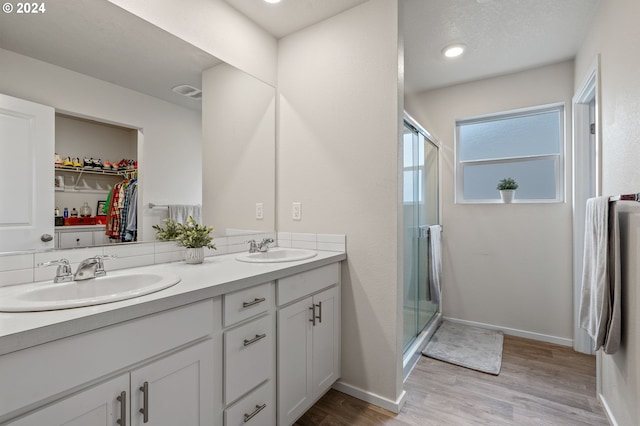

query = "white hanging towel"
[[579, 196, 621, 354], [427, 225, 442, 304], [168, 204, 202, 225]]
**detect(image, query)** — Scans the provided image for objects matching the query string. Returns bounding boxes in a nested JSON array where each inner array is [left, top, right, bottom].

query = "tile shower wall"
[[0, 232, 345, 287]]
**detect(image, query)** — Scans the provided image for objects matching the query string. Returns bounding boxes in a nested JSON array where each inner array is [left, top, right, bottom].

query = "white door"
[[277, 296, 313, 426], [0, 94, 54, 252], [130, 340, 215, 426], [311, 286, 340, 398], [6, 374, 129, 426]]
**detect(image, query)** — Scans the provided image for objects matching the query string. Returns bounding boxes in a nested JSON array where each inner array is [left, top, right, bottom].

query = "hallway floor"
[[295, 335, 609, 425]]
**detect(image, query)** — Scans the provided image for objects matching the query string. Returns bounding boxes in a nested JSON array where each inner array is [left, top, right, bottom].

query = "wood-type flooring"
[[295, 335, 609, 425]]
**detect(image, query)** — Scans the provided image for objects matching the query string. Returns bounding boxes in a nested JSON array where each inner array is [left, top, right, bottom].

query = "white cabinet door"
[[311, 286, 340, 398], [6, 374, 129, 426], [277, 296, 313, 426], [130, 340, 215, 426], [0, 93, 54, 251]]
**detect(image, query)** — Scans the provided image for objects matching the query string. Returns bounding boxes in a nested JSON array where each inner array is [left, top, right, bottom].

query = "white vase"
[[500, 190, 515, 203], [185, 247, 205, 264]]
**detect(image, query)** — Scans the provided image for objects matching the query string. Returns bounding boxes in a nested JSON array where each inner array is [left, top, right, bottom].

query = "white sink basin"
[[0, 271, 181, 312], [236, 248, 317, 263]]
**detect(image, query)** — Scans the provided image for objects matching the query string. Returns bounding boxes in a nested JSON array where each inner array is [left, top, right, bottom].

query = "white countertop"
[[0, 249, 346, 356]]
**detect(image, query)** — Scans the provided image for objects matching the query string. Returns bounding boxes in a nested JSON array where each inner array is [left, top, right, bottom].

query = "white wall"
[[278, 0, 405, 409], [406, 61, 575, 345], [107, 0, 277, 87], [0, 48, 202, 241], [202, 63, 276, 235], [575, 0, 640, 423]]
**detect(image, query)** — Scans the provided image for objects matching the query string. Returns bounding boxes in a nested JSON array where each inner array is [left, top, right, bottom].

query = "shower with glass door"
[[402, 113, 440, 374]]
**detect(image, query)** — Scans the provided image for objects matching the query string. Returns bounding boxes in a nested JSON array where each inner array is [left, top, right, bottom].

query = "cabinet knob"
[[40, 233, 53, 242]]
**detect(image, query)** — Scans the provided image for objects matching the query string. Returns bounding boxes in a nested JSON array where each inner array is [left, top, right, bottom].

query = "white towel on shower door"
[[579, 196, 621, 353], [427, 225, 442, 304]]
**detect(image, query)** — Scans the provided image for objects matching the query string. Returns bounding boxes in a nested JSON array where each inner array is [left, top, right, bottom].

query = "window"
[[456, 104, 564, 203]]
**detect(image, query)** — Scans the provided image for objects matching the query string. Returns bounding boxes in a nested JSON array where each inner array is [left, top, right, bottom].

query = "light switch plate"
[[292, 202, 301, 221], [256, 203, 264, 220]]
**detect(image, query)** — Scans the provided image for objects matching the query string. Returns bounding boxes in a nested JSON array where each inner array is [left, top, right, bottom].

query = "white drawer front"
[[224, 380, 275, 426], [224, 314, 275, 404], [0, 299, 218, 420], [277, 263, 339, 306], [224, 281, 274, 327], [58, 231, 93, 248]]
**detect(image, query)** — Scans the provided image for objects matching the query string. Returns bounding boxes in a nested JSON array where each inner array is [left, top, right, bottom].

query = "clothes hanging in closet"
[[105, 178, 138, 242]]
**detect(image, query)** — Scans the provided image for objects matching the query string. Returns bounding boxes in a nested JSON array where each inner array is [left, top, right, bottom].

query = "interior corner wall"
[[575, 0, 640, 423], [405, 61, 575, 344], [277, 0, 403, 406], [107, 0, 277, 86], [0, 48, 202, 242]]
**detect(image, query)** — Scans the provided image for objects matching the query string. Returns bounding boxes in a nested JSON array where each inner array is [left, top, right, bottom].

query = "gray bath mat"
[[422, 321, 504, 375]]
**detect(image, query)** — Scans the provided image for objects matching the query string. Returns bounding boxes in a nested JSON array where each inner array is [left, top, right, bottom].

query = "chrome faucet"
[[247, 238, 275, 253], [257, 238, 274, 252], [37, 259, 73, 283], [74, 255, 112, 281]]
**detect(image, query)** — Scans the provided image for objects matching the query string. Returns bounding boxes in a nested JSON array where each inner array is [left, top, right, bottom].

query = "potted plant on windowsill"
[[497, 177, 518, 203], [153, 216, 216, 264]]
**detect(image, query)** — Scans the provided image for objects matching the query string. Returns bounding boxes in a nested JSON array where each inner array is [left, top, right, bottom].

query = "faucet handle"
[[245, 240, 259, 253], [37, 259, 73, 283], [92, 255, 116, 276]]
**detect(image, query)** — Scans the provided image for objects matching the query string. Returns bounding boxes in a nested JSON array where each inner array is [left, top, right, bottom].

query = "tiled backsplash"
[[0, 231, 345, 287]]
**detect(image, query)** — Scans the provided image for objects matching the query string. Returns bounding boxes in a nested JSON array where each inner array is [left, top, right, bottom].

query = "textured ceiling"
[[223, 0, 369, 39], [402, 0, 600, 93], [0, 0, 221, 110]]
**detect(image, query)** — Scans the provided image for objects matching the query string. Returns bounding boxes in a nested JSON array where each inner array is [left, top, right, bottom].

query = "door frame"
[[572, 55, 601, 356]]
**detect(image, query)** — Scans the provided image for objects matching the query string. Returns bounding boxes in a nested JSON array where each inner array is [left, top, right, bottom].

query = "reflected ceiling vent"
[[172, 84, 202, 100]]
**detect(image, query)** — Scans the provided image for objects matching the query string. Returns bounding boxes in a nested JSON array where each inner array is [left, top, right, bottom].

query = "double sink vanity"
[[0, 246, 345, 425]]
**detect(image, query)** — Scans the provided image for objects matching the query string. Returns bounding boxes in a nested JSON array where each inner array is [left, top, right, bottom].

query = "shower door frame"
[[401, 112, 442, 379]]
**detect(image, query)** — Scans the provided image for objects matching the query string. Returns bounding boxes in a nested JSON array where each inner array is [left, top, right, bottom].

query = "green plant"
[[497, 177, 518, 190], [152, 217, 181, 240], [153, 217, 216, 249]]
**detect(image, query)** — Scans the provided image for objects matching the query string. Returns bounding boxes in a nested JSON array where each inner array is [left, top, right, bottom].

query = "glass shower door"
[[402, 121, 439, 353]]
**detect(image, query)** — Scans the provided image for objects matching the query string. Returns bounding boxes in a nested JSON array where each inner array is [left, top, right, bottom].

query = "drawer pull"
[[243, 333, 267, 346], [243, 403, 267, 422], [139, 381, 149, 423], [316, 301, 322, 323], [116, 391, 126, 426], [242, 297, 266, 308], [309, 305, 316, 326]]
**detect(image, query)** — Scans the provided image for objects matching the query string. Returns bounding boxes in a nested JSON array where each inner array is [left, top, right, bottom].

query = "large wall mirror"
[[0, 0, 275, 252]]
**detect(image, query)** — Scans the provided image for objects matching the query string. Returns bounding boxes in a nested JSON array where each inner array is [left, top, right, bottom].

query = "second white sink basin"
[[0, 271, 181, 312], [236, 248, 317, 263]]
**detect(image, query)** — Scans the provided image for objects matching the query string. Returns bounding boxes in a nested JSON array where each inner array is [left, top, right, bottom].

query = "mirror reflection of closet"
[[54, 114, 137, 248]]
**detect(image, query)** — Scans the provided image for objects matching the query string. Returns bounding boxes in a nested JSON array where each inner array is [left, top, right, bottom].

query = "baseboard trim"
[[332, 381, 407, 414], [443, 317, 573, 347], [598, 392, 619, 426]]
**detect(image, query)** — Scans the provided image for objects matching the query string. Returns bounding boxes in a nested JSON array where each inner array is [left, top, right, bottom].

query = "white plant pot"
[[185, 247, 205, 264], [500, 190, 515, 203]]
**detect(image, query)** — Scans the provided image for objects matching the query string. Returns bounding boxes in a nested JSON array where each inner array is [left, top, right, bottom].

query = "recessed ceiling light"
[[442, 44, 466, 58], [264, 0, 281, 3]]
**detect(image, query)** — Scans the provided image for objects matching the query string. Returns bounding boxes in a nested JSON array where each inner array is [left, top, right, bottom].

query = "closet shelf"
[[54, 166, 128, 178], [54, 166, 131, 191]]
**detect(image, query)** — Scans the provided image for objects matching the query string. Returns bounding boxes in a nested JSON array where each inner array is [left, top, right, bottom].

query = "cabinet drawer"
[[277, 263, 339, 306], [224, 314, 275, 404], [224, 281, 273, 327], [224, 380, 275, 426], [58, 231, 93, 248]]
